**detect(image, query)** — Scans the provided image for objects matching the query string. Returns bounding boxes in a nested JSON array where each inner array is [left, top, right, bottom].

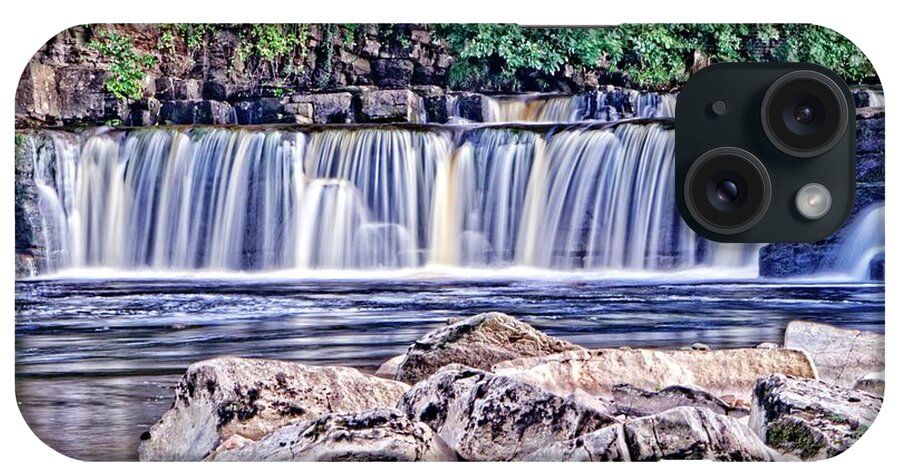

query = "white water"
[[834, 204, 885, 280], [27, 122, 764, 275], [458, 90, 677, 123]]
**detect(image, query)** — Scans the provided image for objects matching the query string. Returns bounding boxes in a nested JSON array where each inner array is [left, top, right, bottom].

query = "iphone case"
[[14, 23, 884, 461]]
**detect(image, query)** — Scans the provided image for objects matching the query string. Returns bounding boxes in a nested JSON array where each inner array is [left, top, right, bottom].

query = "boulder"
[[493, 348, 816, 401], [16, 63, 60, 121], [290, 92, 354, 124], [784, 321, 884, 387], [137, 357, 410, 461], [749, 374, 881, 460], [450, 93, 486, 122], [397, 365, 616, 461], [155, 77, 202, 101], [371, 59, 414, 88], [854, 372, 885, 396], [394, 312, 583, 384], [374, 354, 405, 380], [233, 97, 284, 124], [159, 100, 235, 125], [55, 66, 107, 123], [611, 384, 749, 418], [359, 89, 422, 123], [525, 407, 775, 461], [206, 408, 456, 461]]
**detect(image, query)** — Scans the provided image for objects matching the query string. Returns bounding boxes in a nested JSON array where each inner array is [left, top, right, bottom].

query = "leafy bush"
[[88, 30, 157, 100], [435, 24, 876, 91]]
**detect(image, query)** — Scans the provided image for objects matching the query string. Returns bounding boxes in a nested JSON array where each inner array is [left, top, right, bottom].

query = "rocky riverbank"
[[137, 312, 883, 461]]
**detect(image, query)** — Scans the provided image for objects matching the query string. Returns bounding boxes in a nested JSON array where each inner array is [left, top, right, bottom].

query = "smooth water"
[[15, 275, 884, 460]]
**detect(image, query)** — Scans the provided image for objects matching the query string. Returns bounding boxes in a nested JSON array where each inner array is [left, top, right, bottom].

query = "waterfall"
[[24, 121, 766, 275], [833, 204, 885, 280]]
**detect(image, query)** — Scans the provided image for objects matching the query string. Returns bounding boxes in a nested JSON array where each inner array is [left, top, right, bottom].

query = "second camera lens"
[[761, 70, 849, 157]]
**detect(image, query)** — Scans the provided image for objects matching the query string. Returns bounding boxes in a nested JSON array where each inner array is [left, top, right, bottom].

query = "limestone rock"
[[206, 408, 456, 461], [394, 312, 583, 384], [232, 97, 284, 124], [371, 59, 414, 88], [749, 373, 882, 460], [159, 100, 235, 125], [374, 354, 405, 380], [784, 321, 884, 388], [397, 365, 616, 461], [525, 407, 774, 461], [493, 348, 816, 401], [611, 384, 749, 418], [854, 372, 885, 396], [16, 63, 60, 121], [138, 357, 410, 461], [359, 89, 422, 122], [290, 92, 354, 123]]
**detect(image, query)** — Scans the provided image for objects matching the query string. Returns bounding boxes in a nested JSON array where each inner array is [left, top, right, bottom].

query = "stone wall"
[[15, 24, 633, 128]]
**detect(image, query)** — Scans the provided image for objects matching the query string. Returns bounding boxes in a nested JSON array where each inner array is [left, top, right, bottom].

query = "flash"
[[795, 183, 832, 220]]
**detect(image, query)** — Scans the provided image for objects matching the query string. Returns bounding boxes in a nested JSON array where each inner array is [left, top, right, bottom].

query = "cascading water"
[[833, 204, 885, 280], [27, 119, 764, 275]]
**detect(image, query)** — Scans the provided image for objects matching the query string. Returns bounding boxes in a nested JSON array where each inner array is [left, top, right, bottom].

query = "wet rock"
[[611, 384, 749, 418], [450, 93, 485, 122], [56, 66, 107, 123], [206, 408, 456, 461], [784, 321, 884, 388], [853, 372, 885, 396], [202, 80, 231, 101], [749, 374, 881, 460], [493, 348, 816, 401], [159, 100, 235, 125], [359, 89, 422, 122], [290, 92, 354, 124], [374, 354, 405, 380], [397, 365, 616, 461], [125, 98, 161, 126], [233, 97, 284, 124], [138, 357, 410, 461], [155, 77, 201, 101], [372, 59, 414, 88], [691, 342, 710, 351], [526, 407, 774, 461], [283, 102, 314, 124], [16, 63, 60, 122], [394, 312, 583, 384]]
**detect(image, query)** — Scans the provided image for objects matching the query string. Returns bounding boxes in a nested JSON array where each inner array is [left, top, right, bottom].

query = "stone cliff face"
[[16, 24, 605, 128]]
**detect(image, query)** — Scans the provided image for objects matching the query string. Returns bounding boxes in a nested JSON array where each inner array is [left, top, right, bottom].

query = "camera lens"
[[761, 70, 849, 157], [716, 180, 739, 203], [794, 104, 815, 124], [684, 147, 772, 235]]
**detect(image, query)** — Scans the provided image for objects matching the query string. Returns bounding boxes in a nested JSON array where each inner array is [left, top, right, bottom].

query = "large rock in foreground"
[[611, 384, 749, 418], [138, 357, 410, 461], [493, 348, 816, 401], [749, 374, 882, 460], [526, 407, 775, 461], [206, 408, 456, 461], [397, 365, 616, 461], [784, 321, 884, 388], [394, 312, 583, 384]]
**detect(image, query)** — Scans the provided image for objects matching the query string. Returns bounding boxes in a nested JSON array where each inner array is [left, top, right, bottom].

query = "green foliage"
[[314, 25, 338, 89], [774, 25, 876, 83], [89, 30, 157, 100], [340, 24, 359, 47], [378, 24, 412, 49], [435, 24, 876, 91], [157, 29, 176, 56]]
